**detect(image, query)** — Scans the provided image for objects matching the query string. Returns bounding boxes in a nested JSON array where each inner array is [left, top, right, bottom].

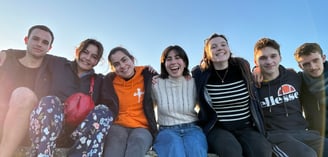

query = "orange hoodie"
[[113, 66, 148, 128]]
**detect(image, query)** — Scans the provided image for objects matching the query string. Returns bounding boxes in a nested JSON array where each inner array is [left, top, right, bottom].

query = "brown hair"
[[294, 43, 323, 61], [200, 33, 229, 70]]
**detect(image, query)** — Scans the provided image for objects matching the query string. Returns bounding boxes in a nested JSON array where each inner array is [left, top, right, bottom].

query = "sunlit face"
[[76, 44, 99, 73], [110, 51, 135, 79], [297, 52, 325, 78], [24, 28, 52, 58], [254, 47, 281, 78], [165, 50, 186, 78], [207, 37, 230, 63]]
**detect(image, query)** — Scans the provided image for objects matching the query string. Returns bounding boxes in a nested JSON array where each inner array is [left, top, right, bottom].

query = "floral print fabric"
[[29, 96, 113, 157]]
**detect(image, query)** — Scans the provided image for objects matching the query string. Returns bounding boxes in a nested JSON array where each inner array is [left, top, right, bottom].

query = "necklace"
[[215, 68, 229, 83]]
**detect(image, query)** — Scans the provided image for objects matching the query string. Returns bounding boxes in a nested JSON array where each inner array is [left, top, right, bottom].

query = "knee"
[[9, 87, 38, 110], [39, 96, 62, 107]]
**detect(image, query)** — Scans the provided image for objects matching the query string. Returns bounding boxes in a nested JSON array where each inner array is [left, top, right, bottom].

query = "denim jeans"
[[153, 122, 207, 157]]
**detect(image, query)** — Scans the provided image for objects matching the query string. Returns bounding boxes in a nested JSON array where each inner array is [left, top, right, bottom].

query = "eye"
[[91, 54, 99, 60], [113, 62, 120, 68], [313, 58, 320, 64], [259, 56, 267, 61], [165, 57, 172, 61], [81, 50, 88, 54], [41, 40, 50, 45], [122, 57, 128, 63], [31, 36, 39, 41], [271, 54, 278, 59], [210, 44, 217, 49], [302, 62, 310, 68], [174, 55, 181, 60]]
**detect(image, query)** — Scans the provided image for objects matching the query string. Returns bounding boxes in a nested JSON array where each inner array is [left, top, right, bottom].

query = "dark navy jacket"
[[300, 61, 328, 136]]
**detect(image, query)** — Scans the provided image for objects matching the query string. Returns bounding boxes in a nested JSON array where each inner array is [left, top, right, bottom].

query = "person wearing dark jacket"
[[29, 38, 114, 157], [0, 25, 56, 157], [294, 43, 328, 137], [254, 37, 325, 157], [102, 46, 157, 157], [192, 33, 272, 157]]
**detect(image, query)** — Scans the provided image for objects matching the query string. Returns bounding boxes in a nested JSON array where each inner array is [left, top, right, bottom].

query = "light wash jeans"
[[153, 122, 207, 157]]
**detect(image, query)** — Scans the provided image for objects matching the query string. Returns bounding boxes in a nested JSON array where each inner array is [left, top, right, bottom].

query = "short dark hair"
[[294, 43, 323, 61], [254, 38, 280, 56], [28, 25, 54, 46], [159, 45, 190, 78]]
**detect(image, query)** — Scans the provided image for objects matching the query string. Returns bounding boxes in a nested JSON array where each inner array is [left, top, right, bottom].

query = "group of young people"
[[0, 24, 327, 157]]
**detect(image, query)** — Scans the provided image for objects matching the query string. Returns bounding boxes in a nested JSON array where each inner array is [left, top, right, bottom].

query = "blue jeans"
[[153, 122, 207, 157]]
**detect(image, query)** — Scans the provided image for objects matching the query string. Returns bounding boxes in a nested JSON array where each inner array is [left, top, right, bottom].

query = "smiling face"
[[206, 36, 231, 64], [24, 28, 52, 59], [109, 50, 135, 79], [297, 52, 325, 78], [254, 47, 281, 80], [76, 44, 100, 74], [164, 50, 186, 78]]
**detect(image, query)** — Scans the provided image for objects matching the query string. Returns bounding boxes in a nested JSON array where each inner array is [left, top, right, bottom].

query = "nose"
[[264, 58, 273, 64], [309, 62, 316, 70], [36, 40, 43, 47], [171, 58, 178, 63], [85, 54, 92, 60]]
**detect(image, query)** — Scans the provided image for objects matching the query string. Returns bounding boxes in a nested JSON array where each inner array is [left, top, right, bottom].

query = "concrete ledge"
[[15, 147, 219, 157]]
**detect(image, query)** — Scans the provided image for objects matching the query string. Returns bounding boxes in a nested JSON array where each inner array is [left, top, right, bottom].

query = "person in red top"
[[102, 46, 157, 157]]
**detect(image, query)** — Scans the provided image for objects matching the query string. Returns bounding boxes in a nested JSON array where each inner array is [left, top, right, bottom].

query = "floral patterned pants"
[[29, 96, 113, 157]]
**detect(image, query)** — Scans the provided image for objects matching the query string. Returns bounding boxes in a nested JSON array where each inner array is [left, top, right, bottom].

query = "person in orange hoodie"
[[102, 46, 157, 157]]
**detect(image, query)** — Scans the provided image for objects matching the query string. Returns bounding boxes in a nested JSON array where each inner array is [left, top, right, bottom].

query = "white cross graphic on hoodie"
[[133, 88, 144, 103]]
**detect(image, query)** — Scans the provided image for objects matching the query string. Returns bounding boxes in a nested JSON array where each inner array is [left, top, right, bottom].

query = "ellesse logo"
[[260, 84, 299, 107], [278, 84, 296, 96]]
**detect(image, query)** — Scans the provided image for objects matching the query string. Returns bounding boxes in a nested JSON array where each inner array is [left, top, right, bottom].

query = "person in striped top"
[[192, 33, 272, 157]]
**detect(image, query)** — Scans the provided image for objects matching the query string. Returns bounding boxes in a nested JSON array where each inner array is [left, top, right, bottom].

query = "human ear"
[[24, 36, 28, 44], [298, 63, 304, 70]]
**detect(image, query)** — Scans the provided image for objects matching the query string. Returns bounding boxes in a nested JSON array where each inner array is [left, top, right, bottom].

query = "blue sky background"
[[0, 0, 327, 74]]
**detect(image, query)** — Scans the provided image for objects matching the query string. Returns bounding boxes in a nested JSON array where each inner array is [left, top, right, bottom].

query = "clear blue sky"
[[0, 0, 327, 74]]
